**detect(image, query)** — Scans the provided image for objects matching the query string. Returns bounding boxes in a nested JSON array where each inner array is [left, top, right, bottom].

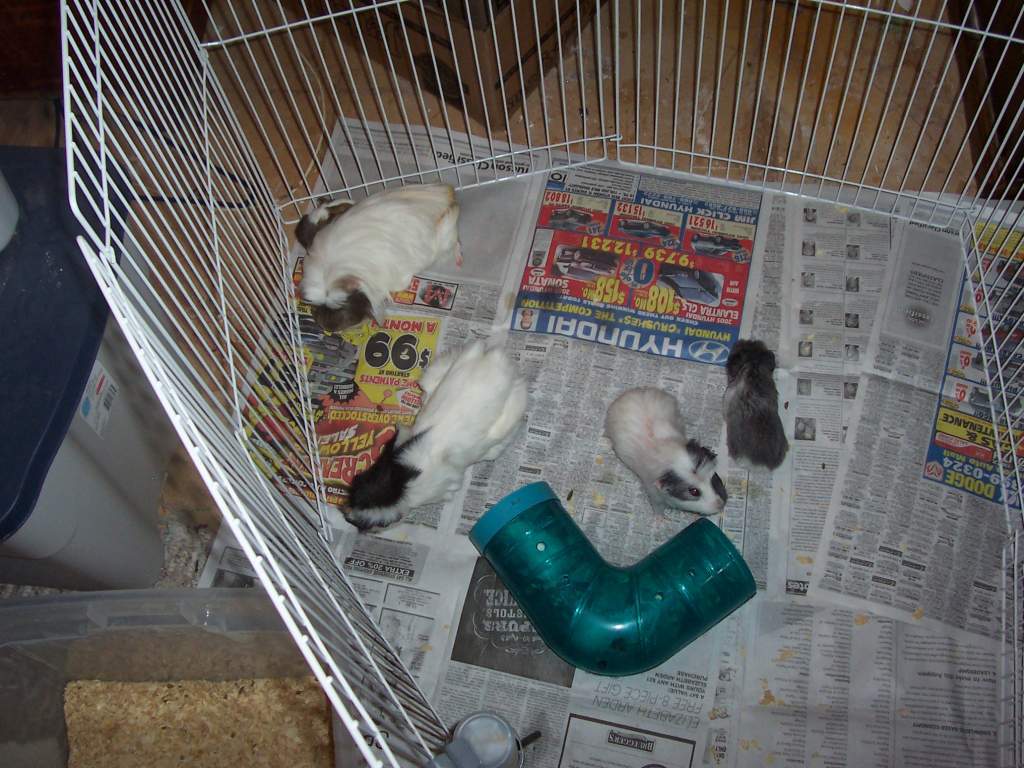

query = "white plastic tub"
[[0, 320, 176, 589]]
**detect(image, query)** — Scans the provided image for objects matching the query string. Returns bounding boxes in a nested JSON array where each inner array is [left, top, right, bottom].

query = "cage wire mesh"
[[61, 0, 1024, 765]]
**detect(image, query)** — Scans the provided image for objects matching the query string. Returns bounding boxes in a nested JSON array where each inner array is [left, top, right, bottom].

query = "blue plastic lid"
[[469, 482, 559, 553], [0, 147, 110, 541]]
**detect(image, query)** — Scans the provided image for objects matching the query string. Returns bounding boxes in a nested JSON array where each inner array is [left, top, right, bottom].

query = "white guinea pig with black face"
[[346, 340, 528, 532], [605, 387, 728, 516], [297, 183, 461, 332]]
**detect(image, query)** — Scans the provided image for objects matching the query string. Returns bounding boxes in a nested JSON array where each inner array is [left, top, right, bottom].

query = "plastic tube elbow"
[[470, 483, 755, 677]]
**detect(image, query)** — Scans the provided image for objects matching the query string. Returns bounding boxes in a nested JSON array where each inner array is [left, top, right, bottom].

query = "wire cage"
[[61, 0, 1024, 765]]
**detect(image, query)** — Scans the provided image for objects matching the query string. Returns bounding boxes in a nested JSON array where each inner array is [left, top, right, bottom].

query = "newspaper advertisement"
[[735, 600, 998, 768], [239, 320, 322, 525], [242, 267, 499, 528], [780, 202, 894, 596], [921, 222, 1024, 509], [297, 263, 499, 527], [509, 166, 761, 365], [924, 275, 1018, 507], [810, 223, 1006, 640], [558, 714, 699, 768]]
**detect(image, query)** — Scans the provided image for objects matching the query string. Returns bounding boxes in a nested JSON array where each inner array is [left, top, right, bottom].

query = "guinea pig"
[[346, 340, 527, 531], [723, 339, 788, 470], [298, 184, 461, 332], [606, 387, 728, 516]]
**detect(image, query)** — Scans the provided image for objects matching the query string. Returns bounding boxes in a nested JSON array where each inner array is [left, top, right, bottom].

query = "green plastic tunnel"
[[469, 482, 756, 676]]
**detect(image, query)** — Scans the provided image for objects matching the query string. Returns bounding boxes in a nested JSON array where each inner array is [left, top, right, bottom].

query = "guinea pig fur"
[[605, 387, 728, 516], [723, 339, 789, 470], [346, 340, 528, 532], [298, 183, 461, 333]]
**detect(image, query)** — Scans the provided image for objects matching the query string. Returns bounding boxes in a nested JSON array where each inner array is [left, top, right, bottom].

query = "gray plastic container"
[[0, 589, 310, 767], [0, 319, 176, 589]]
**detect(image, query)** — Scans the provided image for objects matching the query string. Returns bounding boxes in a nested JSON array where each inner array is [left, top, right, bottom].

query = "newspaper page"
[[205, 119, 536, 700], [779, 202, 894, 597], [433, 551, 724, 768], [462, 163, 774, 574], [694, 194, 788, 768], [317, 118, 556, 198], [296, 263, 500, 529], [424, 170, 798, 768], [217, 107, 1012, 767], [198, 530, 259, 589], [310, 119, 546, 288], [199, 522, 478, 703], [330, 529, 479, 698], [810, 222, 1006, 640], [735, 600, 999, 768], [701, 612, 750, 768], [508, 164, 762, 365], [928, 221, 1024, 510]]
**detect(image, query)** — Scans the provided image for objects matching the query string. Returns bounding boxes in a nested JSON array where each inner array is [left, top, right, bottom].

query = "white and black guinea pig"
[[298, 183, 461, 333], [605, 387, 728, 516], [346, 340, 528, 532], [723, 339, 788, 470]]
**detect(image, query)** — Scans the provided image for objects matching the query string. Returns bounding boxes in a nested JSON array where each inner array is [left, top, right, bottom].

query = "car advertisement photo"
[[511, 173, 758, 366]]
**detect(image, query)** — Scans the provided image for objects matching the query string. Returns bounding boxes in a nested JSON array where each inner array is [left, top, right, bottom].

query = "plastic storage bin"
[[0, 147, 175, 589], [0, 589, 310, 767]]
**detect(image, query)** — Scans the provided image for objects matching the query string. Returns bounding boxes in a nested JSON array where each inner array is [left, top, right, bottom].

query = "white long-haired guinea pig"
[[605, 387, 728, 516], [298, 183, 461, 332], [345, 340, 528, 532]]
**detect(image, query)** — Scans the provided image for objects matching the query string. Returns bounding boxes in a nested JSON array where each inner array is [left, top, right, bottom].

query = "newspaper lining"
[[810, 222, 1006, 642], [775, 202, 894, 597], [201, 119, 1010, 768]]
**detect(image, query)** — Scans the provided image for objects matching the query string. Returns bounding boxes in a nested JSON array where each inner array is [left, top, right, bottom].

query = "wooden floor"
[[203, 0, 983, 219], [0, 99, 59, 147]]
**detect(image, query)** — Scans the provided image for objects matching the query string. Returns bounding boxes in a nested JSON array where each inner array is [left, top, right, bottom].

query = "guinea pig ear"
[[310, 304, 350, 333], [711, 473, 729, 504], [684, 440, 717, 473], [338, 275, 362, 293], [347, 290, 377, 326], [379, 428, 399, 456], [655, 469, 686, 498]]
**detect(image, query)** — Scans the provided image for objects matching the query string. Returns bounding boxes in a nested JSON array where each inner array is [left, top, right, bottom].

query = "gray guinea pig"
[[723, 339, 788, 470]]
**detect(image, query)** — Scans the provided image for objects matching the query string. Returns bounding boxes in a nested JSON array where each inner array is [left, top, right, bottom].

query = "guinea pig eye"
[[688, 487, 701, 498]]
